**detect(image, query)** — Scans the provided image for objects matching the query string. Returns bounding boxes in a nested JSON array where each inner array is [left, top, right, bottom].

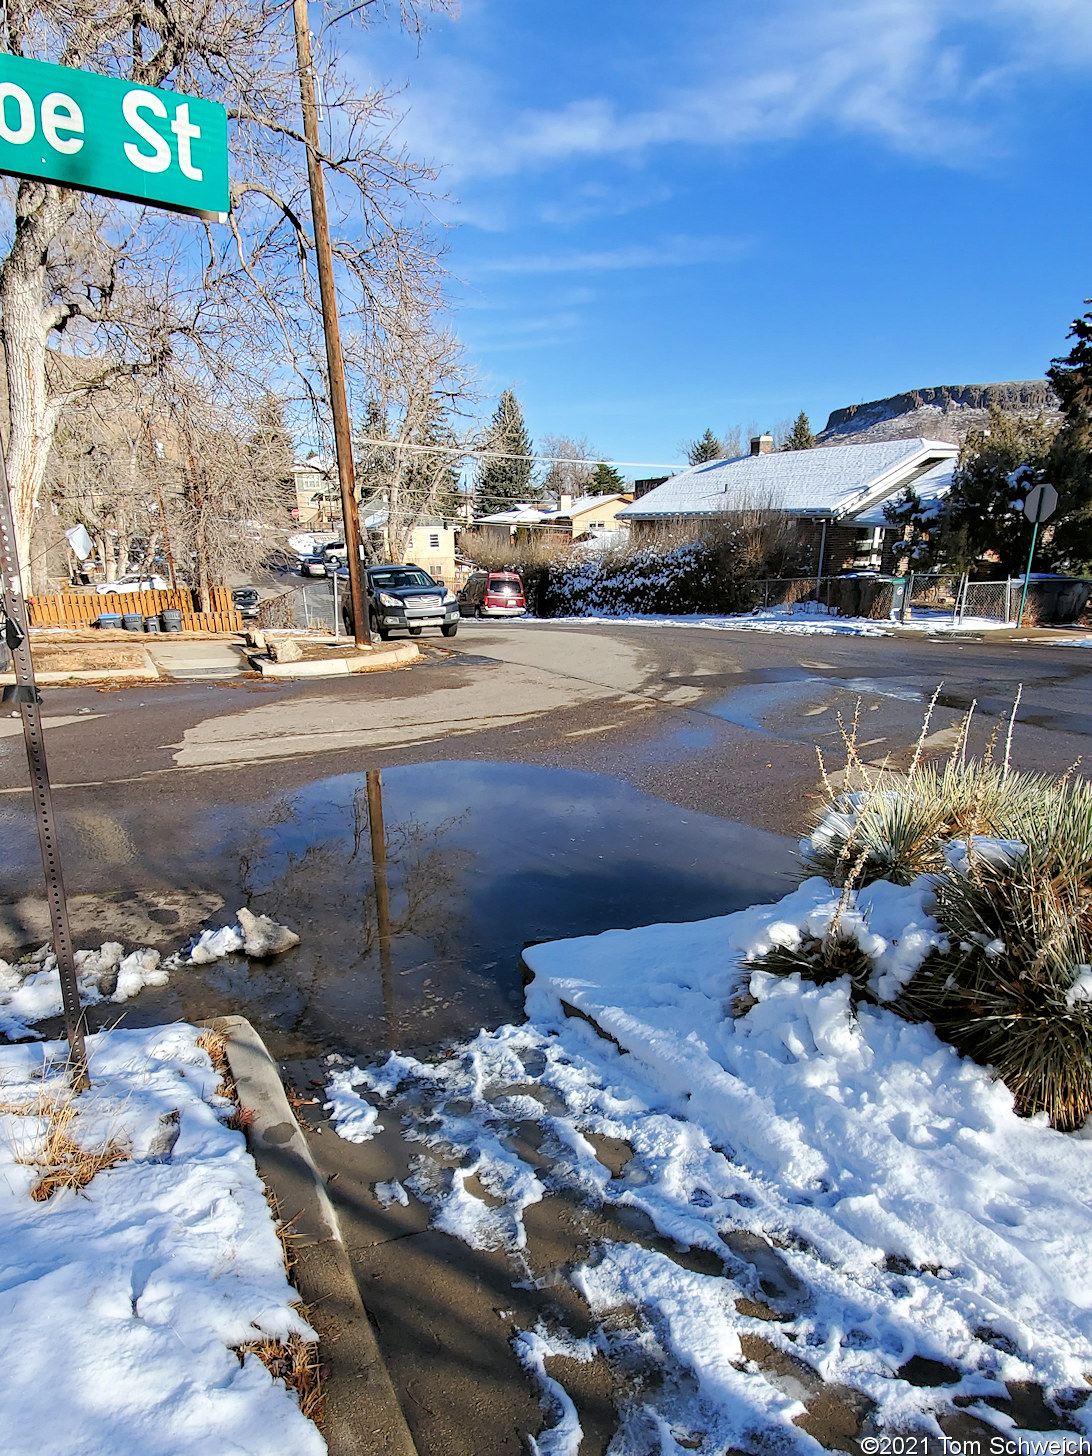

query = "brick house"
[[615, 436, 958, 575]]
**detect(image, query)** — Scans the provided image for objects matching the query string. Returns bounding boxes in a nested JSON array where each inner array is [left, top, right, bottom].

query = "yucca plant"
[[899, 789, 1092, 1130], [790, 690, 1092, 1129]]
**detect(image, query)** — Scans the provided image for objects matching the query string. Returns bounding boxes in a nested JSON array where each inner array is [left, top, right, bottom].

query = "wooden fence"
[[27, 585, 243, 633]]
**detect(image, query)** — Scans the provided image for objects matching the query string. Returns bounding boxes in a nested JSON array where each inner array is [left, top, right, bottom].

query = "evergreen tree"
[[1046, 303, 1092, 571], [354, 398, 393, 513], [943, 407, 1058, 575], [246, 392, 296, 518], [782, 411, 815, 451], [687, 428, 723, 465], [586, 462, 626, 495], [475, 390, 534, 511], [882, 487, 940, 571]]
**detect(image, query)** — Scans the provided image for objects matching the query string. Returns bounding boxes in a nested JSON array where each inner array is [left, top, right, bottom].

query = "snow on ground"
[[0, 1024, 324, 1456], [327, 879, 1092, 1452], [514, 606, 1016, 636], [0, 912, 299, 1039], [0, 942, 169, 1039]]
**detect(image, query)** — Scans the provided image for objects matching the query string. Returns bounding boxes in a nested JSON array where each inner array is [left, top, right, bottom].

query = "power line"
[[350, 438, 684, 470]]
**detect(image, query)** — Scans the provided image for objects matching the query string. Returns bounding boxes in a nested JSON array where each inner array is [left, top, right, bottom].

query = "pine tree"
[[882, 487, 939, 571], [687, 428, 723, 465], [475, 390, 534, 512], [586, 462, 626, 496], [1046, 303, 1092, 571], [782, 411, 815, 451], [944, 408, 1058, 575], [246, 392, 296, 517], [354, 398, 393, 513]]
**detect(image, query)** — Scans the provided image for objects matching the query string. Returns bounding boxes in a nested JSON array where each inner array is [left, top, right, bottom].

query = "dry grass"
[[1, 1087, 129, 1200], [196, 1027, 235, 1099], [234, 1331, 324, 1425], [197, 1028, 326, 1427]]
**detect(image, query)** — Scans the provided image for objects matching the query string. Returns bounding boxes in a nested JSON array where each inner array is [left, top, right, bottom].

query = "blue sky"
[[347, 0, 1092, 472]]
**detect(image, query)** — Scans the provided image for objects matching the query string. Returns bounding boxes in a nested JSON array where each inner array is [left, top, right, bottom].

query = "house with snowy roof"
[[616, 435, 957, 574], [473, 492, 634, 546]]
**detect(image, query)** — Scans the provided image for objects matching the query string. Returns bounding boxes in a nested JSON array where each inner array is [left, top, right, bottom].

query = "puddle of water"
[[709, 675, 923, 740], [33, 762, 795, 1058]]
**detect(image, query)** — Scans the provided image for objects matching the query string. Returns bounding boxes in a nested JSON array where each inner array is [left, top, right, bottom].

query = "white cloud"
[[474, 235, 751, 276], [390, 0, 1092, 182]]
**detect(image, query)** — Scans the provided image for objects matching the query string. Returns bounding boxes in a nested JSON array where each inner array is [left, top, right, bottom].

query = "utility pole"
[[366, 769, 396, 1036], [292, 0, 370, 648], [0, 460, 89, 1090]]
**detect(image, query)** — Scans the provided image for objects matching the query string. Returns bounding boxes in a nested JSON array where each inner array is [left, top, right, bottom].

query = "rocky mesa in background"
[[817, 381, 1059, 446]]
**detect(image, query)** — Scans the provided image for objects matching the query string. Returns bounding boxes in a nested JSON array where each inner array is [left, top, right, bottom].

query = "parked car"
[[458, 570, 526, 618], [94, 574, 169, 594], [341, 564, 460, 640], [232, 587, 261, 620], [299, 553, 328, 578]]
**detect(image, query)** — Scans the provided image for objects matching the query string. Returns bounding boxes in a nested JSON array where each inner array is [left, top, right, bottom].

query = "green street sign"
[[0, 54, 229, 220]]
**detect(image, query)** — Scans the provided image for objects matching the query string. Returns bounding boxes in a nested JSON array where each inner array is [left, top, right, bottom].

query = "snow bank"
[[0, 910, 300, 1041], [0, 1025, 324, 1456], [519, 607, 1012, 636], [0, 941, 169, 1039], [333, 876, 1092, 1446]]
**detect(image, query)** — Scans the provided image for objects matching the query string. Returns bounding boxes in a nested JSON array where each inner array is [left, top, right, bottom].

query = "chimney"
[[559, 493, 573, 514], [750, 433, 775, 456]]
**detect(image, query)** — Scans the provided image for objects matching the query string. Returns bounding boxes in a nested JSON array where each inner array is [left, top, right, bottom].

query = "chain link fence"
[[256, 582, 339, 632], [757, 574, 1090, 627]]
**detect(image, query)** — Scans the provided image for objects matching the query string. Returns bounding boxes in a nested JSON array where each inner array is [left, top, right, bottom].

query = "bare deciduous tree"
[[1, 0, 450, 588], [538, 433, 596, 503], [355, 317, 476, 563]]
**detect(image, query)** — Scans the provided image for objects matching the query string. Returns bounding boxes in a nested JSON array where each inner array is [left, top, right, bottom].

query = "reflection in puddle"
[[142, 762, 796, 1057]]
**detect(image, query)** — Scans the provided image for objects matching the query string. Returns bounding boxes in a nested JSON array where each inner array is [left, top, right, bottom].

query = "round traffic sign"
[[1023, 482, 1058, 523]]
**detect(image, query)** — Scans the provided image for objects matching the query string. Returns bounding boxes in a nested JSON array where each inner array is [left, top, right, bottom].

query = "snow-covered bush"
[[543, 527, 762, 618], [802, 759, 1070, 887], [758, 713, 1092, 1128]]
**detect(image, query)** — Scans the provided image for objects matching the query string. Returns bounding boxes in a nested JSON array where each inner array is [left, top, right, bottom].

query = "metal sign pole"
[[1016, 509, 1042, 630], [0, 456, 89, 1089], [1016, 482, 1057, 630]]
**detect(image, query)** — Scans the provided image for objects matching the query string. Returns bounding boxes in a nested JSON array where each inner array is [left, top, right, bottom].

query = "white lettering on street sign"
[[0, 55, 228, 220]]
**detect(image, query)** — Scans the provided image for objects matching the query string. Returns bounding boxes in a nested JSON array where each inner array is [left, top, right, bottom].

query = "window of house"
[[591, 520, 605, 529], [429, 533, 440, 549], [853, 528, 884, 569]]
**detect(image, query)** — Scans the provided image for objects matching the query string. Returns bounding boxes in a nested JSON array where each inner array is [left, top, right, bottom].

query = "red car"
[[457, 571, 527, 618]]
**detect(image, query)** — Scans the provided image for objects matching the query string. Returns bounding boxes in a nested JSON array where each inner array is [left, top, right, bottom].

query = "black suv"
[[341, 564, 460, 640]]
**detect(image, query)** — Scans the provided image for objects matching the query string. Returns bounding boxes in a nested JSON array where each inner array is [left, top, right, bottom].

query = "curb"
[[250, 643, 419, 677], [0, 659, 159, 685], [206, 1015, 419, 1456]]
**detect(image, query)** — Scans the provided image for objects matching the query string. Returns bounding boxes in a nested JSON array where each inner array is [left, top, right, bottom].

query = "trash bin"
[[160, 609, 183, 633], [96, 612, 122, 630], [121, 613, 144, 632], [143, 616, 160, 633]]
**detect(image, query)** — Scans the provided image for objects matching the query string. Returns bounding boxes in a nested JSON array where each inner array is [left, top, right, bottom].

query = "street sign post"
[[0, 54, 229, 218], [0, 450, 89, 1087], [1016, 482, 1059, 629], [0, 53, 230, 1084]]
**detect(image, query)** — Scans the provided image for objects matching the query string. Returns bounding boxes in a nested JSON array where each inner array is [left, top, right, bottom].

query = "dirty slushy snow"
[[328, 878, 1092, 1452]]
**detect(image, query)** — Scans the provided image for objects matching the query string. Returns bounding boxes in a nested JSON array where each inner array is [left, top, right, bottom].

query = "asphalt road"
[[2, 619, 1091, 1052]]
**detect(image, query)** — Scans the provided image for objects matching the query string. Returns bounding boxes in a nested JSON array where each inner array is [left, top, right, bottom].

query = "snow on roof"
[[850, 459, 956, 528], [544, 493, 630, 518], [617, 438, 958, 521], [476, 503, 551, 524], [293, 453, 334, 473]]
